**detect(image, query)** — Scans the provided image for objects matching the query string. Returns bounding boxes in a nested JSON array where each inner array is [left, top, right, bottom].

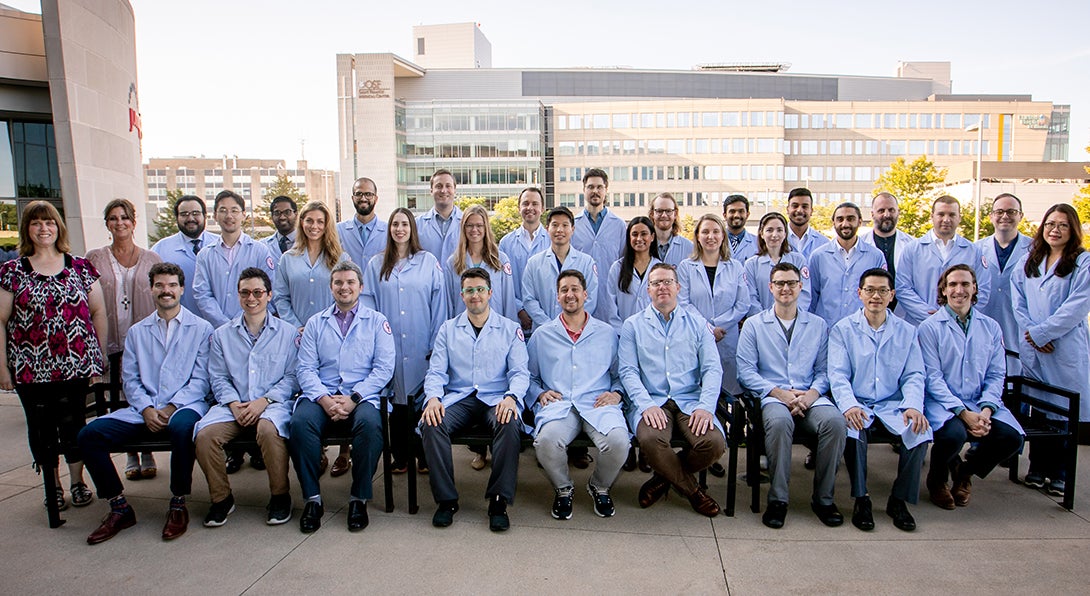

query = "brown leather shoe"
[[951, 474, 972, 507], [87, 507, 136, 545], [688, 488, 721, 517], [162, 505, 189, 541], [330, 455, 351, 478], [928, 480, 956, 510], [638, 474, 670, 508], [318, 452, 329, 476]]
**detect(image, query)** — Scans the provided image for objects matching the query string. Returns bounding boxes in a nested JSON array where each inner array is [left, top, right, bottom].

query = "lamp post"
[[965, 117, 984, 241]]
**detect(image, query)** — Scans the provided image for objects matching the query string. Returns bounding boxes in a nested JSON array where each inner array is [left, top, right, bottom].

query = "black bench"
[[1002, 374, 1080, 510]]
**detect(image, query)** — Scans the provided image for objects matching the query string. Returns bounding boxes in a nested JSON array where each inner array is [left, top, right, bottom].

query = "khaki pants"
[[195, 419, 290, 503], [636, 400, 725, 496]]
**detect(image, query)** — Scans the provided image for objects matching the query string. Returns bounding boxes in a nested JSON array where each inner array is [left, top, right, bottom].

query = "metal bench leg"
[[406, 402, 419, 515], [1063, 436, 1077, 511], [380, 398, 394, 513]]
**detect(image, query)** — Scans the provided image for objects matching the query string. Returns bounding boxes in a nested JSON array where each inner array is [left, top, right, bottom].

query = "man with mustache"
[[785, 188, 830, 259], [807, 203, 886, 326], [859, 192, 916, 314], [151, 195, 219, 315], [723, 194, 757, 262], [337, 177, 388, 266], [263, 195, 298, 259]]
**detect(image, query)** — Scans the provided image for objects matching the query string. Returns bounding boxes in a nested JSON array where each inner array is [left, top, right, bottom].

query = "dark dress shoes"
[[87, 507, 136, 545], [161, 505, 189, 541], [811, 502, 844, 527], [762, 500, 788, 529], [347, 501, 368, 532], [852, 496, 875, 531], [300, 501, 324, 534], [886, 496, 916, 532], [638, 474, 671, 508]]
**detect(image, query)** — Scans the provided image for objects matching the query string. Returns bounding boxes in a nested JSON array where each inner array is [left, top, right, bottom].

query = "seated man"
[[619, 263, 725, 517], [918, 264, 1025, 510], [78, 263, 214, 544], [737, 262, 847, 529], [289, 260, 394, 534], [527, 269, 629, 520], [421, 268, 529, 532], [829, 268, 931, 532], [194, 268, 300, 527]]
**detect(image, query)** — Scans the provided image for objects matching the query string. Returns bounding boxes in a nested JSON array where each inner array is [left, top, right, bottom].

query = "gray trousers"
[[763, 402, 846, 505], [534, 408, 629, 491], [844, 423, 928, 504], [421, 397, 522, 504]]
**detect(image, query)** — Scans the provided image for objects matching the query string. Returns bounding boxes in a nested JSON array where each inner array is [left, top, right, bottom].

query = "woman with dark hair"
[[444, 205, 516, 321], [744, 212, 811, 316], [0, 200, 106, 524], [86, 199, 162, 486], [1011, 203, 1090, 497], [604, 216, 660, 334], [363, 208, 447, 473]]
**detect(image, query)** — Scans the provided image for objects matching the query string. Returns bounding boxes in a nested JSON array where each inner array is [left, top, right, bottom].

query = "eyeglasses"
[[1043, 221, 1071, 231], [464, 224, 486, 231], [860, 287, 891, 296], [238, 289, 268, 298], [648, 279, 676, 288], [177, 210, 203, 218], [271, 209, 296, 218], [460, 286, 490, 296], [217, 208, 243, 216], [992, 209, 1022, 218], [771, 280, 801, 289], [652, 208, 676, 216], [353, 191, 377, 199]]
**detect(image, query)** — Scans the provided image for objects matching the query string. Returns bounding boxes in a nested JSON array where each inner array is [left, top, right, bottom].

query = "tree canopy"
[[873, 156, 947, 237], [148, 188, 185, 245], [255, 174, 308, 239]]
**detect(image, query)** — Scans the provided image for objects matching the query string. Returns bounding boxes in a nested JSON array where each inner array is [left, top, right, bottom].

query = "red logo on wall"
[[128, 83, 142, 139]]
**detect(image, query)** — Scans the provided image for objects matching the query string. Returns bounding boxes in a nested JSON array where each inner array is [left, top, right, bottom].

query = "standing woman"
[[363, 208, 447, 472], [1011, 203, 1090, 496], [272, 201, 351, 477], [677, 214, 750, 398], [605, 216, 660, 333], [0, 201, 106, 523], [744, 212, 811, 316], [86, 199, 161, 484], [445, 205, 517, 321]]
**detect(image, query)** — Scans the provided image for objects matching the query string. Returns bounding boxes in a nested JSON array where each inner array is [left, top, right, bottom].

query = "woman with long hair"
[[445, 205, 517, 321], [744, 212, 811, 316], [0, 201, 106, 524], [604, 216, 660, 333], [1011, 203, 1090, 496], [86, 199, 162, 486], [677, 214, 750, 397], [363, 208, 447, 473]]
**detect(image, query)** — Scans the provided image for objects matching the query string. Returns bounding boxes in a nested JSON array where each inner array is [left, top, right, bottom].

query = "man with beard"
[[859, 193, 916, 313], [896, 196, 992, 326], [152, 195, 219, 315], [263, 196, 298, 259], [79, 263, 214, 543], [649, 193, 693, 267], [499, 187, 551, 335], [807, 203, 886, 326], [417, 170, 463, 268], [572, 169, 625, 320], [785, 188, 829, 259], [337, 178, 388, 266], [723, 194, 757, 262]]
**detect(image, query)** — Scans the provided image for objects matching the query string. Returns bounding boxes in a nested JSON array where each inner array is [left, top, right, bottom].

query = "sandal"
[[71, 482, 94, 507], [44, 487, 68, 512], [124, 454, 142, 481], [140, 453, 157, 479]]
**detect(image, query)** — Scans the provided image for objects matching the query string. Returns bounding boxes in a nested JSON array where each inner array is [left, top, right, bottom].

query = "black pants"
[[390, 402, 425, 466], [930, 418, 1023, 482], [15, 378, 90, 468]]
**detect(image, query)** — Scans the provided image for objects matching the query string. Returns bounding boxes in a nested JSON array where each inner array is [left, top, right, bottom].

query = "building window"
[[416, 38, 425, 54], [835, 114, 852, 129], [612, 114, 630, 129], [784, 113, 799, 129], [702, 112, 718, 127], [855, 114, 872, 129], [943, 114, 962, 129]]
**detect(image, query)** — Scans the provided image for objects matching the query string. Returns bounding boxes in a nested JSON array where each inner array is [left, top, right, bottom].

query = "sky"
[[8, 0, 1090, 171]]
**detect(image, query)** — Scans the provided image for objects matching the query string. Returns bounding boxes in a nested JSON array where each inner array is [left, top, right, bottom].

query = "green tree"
[[454, 196, 488, 211], [0, 202, 17, 232], [1075, 146, 1090, 242], [255, 174, 308, 239], [679, 214, 697, 239], [148, 188, 185, 245], [810, 203, 836, 234], [873, 156, 947, 237], [491, 197, 521, 240], [959, 201, 994, 240]]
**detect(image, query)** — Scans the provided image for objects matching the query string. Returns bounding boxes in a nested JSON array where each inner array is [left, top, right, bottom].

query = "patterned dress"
[[0, 255, 104, 384]]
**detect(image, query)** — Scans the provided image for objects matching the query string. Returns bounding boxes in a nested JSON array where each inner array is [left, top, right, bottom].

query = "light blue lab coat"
[[296, 303, 395, 409], [729, 231, 758, 263], [521, 247, 599, 330], [917, 308, 1023, 433], [272, 250, 348, 328], [151, 230, 219, 315], [106, 307, 213, 425], [657, 234, 694, 267], [498, 225, 550, 312], [526, 314, 628, 436], [618, 304, 724, 434], [677, 257, 750, 395], [572, 208, 626, 319], [859, 229, 917, 318], [828, 309, 932, 448], [603, 256, 661, 334], [416, 206, 463, 269], [743, 252, 812, 317], [895, 231, 992, 326], [788, 226, 830, 260], [737, 307, 833, 409], [976, 233, 1032, 371], [192, 233, 277, 327], [1012, 251, 1090, 421], [362, 251, 448, 405], [195, 314, 300, 438], [807, 239, 887, 327], [337, 217, 388, 267], [445, 251, 518, 322], [262, 233, 295, 260], [423, 310, 529, 410]]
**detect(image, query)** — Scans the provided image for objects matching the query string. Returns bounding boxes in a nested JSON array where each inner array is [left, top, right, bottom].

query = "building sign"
[[1018, 114, 1050, 130], [128, 82, 143, 139], [358, 79, 390, 99]]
